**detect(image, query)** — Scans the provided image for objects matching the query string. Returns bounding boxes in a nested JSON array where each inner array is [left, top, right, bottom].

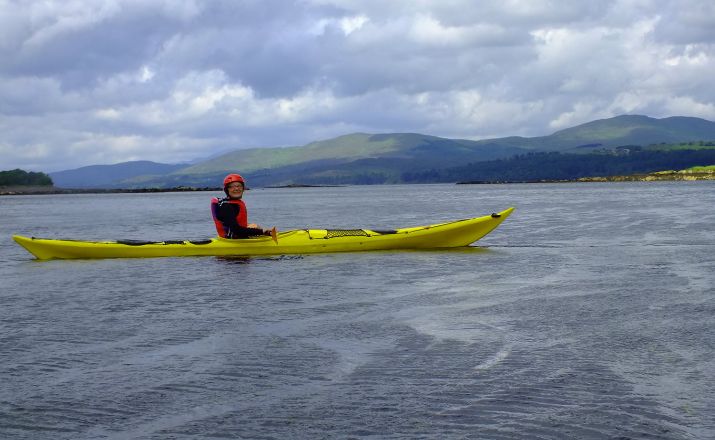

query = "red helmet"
[[223, 173, 245, 188]]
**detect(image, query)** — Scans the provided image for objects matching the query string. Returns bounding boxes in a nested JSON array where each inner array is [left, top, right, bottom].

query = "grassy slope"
[[655, 165, 715, 174], [170, 116, 715, 175], [149, 133, 523, 186], [686, 165, 715, 171], [528, 115, 715, 151], [175, 133, 408, 175], [121, 115, 715, 187]]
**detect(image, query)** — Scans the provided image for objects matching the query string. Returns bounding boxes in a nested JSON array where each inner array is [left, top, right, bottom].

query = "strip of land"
[[0, 186, 220, 196], [577, 167, 715, 182], [4, 167, 714, 194]]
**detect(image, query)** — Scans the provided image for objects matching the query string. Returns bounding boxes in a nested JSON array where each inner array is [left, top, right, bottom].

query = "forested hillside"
[[401, 149, 715, 183], [0, 169, 53, 186]]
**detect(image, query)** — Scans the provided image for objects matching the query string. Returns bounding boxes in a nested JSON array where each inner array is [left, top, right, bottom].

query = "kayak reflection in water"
[[210, 173, 276, 239]]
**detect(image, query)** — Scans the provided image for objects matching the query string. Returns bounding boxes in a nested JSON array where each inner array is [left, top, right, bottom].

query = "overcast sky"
[[1, 0, 714, 172]]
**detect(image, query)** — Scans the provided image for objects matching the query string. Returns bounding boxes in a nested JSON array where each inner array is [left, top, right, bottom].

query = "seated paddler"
[[211, 173, 275, 239]]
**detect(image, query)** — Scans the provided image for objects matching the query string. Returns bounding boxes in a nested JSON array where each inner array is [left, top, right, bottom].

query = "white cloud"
[[550, 103, 604, 131], [139, 66, 155, 82], [312, 14, 369, 36], [408, 14, 510, 47], [663, 96, 715, 120], [665, 44, 710, 66], [339, 15, 369, 35]]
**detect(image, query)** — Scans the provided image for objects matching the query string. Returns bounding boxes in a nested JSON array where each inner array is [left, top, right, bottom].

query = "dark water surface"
[[1, 183, 713, 439]]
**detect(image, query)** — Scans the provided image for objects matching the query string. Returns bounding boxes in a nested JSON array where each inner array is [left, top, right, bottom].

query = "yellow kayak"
[[13, 207, 514, 260]]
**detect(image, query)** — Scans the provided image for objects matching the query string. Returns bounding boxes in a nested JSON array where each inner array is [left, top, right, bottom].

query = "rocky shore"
[[577, 169, 715, 182]]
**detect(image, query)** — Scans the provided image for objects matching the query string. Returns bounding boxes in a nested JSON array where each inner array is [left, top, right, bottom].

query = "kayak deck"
[[13, 207, 514, 260]]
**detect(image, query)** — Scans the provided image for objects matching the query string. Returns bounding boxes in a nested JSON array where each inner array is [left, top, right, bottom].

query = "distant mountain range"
[[49, 115, 715, 188], [50, 161, 187, 188]]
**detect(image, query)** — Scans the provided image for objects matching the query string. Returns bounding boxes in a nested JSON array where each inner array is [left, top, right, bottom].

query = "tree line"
[[402, 149, 715, 183], [0, 169, 53, 186]]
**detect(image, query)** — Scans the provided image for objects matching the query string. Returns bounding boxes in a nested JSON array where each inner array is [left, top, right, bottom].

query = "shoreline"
[[457, 171, 715, 184], [576, 172, 715, 182], [0, 184, 341, 196], [0, 186, 221, 196], [3, 173, 714, 195], [265, 184, 343, 188]]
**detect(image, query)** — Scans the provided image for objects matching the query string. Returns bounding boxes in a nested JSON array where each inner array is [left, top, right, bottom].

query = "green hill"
[[122, 132, 523, 187], [154, 115, 715, 186], [546, 115, 715, 151], [173, 133, 521, 176], [465, 115, 715, 152], [52, 115, 715, 188]]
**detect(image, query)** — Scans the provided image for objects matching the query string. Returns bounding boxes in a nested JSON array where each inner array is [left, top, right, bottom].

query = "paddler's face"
[[226, 182, 244, 199]]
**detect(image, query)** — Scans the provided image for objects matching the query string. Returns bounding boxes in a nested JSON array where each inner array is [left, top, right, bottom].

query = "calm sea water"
[[1, 183, 713, 440]]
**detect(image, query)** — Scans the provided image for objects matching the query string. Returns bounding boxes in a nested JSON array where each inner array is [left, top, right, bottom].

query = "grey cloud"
[[1, 0, 714, 172], [651, 0, 715, 44], [3, 6, 182, 89]]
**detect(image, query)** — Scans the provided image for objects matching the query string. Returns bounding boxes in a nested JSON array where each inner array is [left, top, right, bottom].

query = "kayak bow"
[[13, 207, 514, 260]]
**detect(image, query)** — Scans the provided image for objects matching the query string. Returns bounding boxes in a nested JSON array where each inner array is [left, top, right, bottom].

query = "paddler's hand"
[[264, 227, 278, 243]]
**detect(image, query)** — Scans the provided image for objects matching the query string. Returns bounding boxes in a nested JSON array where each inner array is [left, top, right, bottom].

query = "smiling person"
[[211, 173, 274, 239]]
